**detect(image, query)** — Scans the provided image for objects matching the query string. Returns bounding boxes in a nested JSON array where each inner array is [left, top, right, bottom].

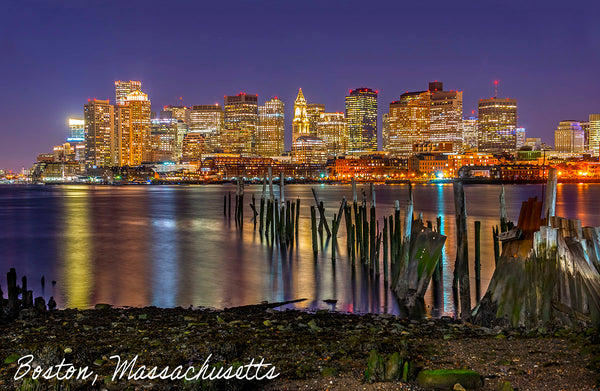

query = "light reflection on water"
[[0, 183, 599, 317]]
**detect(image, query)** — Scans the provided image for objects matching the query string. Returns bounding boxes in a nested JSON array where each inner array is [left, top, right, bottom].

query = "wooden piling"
[[7, 268, 17, 318], [453, 180, 471, 320], [544, 167, 558, 222], [493, 225, 500, 266], [475, 220, 481, 301], [383, 217, 389, 282], [332, 215, 337, 261], [295, 197, 301, 235], [311, 206, 318, 256]]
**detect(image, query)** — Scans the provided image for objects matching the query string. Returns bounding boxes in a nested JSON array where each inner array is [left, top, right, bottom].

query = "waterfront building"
[[345, 88, 377, 152], [386, 91, 430, 155], [554, 120, 585, 153], [291, 135, 327, 164], [257, 97, 285, 157], [317, 112, 347, 155], [589, 114, 600, 156], [477, 97, 517, 152], [525, 138, 542, 150], [84, 99, 114, 167], [224, 93, 258, 154], [429, 82, 463, 152], [462, 116, 478, 151], [292, 88, 310, 142], [115, 80, 141, 105], [307, 103, 325, 136], [182, 133, 206, 161]]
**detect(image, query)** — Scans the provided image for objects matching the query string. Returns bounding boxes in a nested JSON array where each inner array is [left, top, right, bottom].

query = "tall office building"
[[345, 88, 377, 152], [461, 116, 478, 151], [115, 80, 141, 105], [477, 97, 517, 152], [292, 88, 310, 142], [381, 113, 390, 151], [554, 121, 584, 153], [224, 93, 258, 154], [386, 91, 430, 155], [149, 118, 188, 162], [307, 103, 325, 136], [67, 118, 85, 142], [84, 99, 114, 167], [429, 82, 463, 152], [589, 114, 600, 156], [190, 104, 223, 152], [116, 90, 152, 166], [317, 112, 347, 155], [257, 97, 285, 157]]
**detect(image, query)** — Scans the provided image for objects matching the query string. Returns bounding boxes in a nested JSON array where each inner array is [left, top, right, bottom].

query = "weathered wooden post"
[[6, 268, 18, 318], [432, 216, 443, 288], [352, 178, 357, 203], [383, 217, 388, 282], [475, 220, 481, 301], [499, 185, 508, 232], [493, 225, 500, 266], [369, 205, 376, 269], [295, 197, 301, 235], [544, 167, 558, 222], [332, 215, 337, 261], [453, 180, 471, 320], [268, 167, 274, 200], [311, 206, 318, 256], [0, 283, 3, 314]]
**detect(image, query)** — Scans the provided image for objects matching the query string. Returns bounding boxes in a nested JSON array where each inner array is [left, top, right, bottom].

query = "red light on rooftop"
[[349, 89, 352, 94], [375, 90, 379, 93], [494, 80, 499, 85], [87, 99, 91, 102]]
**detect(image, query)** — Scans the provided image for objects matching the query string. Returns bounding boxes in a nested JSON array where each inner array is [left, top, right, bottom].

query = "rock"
[[64, 348, 72, 354], [416, 369, 483, 390], [321, 367, 336, 377], [364, 350, 384, 383], [138, 314, 148, 320], [95, 303, 112, 310], [18, 308, 37, 320], [496, 381, 514, 391], [34, 297, 46, 312], [308, 319, 321, 332], [453, 383, 467, 391], [263, 320, 272, 327], [47, 297, 56, 311]]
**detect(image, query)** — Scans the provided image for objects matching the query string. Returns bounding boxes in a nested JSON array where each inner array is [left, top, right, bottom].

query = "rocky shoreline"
[[1, 304, 599, 390]]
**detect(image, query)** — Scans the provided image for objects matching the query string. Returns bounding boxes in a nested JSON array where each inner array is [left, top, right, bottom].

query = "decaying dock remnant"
[[473, 168, 600, 328]]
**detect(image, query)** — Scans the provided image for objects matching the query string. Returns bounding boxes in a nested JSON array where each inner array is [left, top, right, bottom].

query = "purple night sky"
[[1, 0, 599, 171]]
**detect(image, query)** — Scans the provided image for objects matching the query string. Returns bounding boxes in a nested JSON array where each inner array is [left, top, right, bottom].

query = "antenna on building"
[[494, 80, 499, 99]]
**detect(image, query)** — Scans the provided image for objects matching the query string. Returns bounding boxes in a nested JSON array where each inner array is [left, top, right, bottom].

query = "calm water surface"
[[1, 183, 599, 316]]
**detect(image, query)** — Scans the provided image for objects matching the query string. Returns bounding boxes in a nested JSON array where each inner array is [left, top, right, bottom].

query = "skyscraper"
[[163, 105, 190, 125], [224, 93, 258, 154], [477, 98, 517, 152], [386, 91, 430, 155], [381, 113, 390, 151], [292, 88, 310, 142], [190, 104, 223, 152], [257, 97, 285, 157], [317, 112, 347, 155], [115, 80, 141, 105], [461, 116, 478, 151], [554, 121, 584, 153], [149, 118, 188, 162], [429, 82, 463, 152], [116, 90, 152, 166], [345, 88, 377, 152], [515, 127, 526, 149], [589, 114, 600, 156], [307, 103, 325, 136], [84, 99, 114, 167]]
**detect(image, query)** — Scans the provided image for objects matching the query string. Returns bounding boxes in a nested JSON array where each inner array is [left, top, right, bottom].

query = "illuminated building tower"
[[317, 112, 347, 155], [345, 88, 378, 152], [461, 116, 478, 151], [182, 133, 206, 161], [292, 88, 310, 142], [554, 121, 584, 153], [429, 82, 463, 152], [163, 105, 190, 125], [581, 121, 590, 151], [67, 118, 85, 142], [115, 80, 141, 105], [588, 114, 600, 156], [307, 103, 325, 136], [516, 127, 526, 149], [190, 104, 223, 152], [257, 97, 285, 157], [84, 99, 114, 167], [381, 113, 390, 151], [149, 118, 188, 162], [223, 93, 258, 154], [477, 97, 517, 152], [386, 91, 430, 155], [116, 90, 152, 166]]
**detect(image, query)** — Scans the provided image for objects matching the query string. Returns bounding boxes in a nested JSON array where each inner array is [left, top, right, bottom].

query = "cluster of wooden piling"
[[1, 268, 55, 320]]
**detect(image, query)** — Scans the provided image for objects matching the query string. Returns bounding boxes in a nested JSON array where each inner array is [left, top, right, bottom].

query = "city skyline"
[[2, 0, 600, 170]]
